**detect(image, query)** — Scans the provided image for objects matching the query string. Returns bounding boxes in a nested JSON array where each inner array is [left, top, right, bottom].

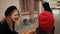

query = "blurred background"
[[0, 0, 60, 34]]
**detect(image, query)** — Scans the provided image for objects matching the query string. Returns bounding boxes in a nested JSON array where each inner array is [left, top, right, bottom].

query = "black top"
[[0, 20, 18, 34], [42, 2, 52, 14]]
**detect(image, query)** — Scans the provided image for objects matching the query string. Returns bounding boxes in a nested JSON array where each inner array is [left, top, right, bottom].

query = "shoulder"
[[0, 20, 8, 27]]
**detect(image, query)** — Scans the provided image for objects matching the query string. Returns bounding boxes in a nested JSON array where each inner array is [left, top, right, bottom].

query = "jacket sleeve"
[[42, 2, 52, 13]]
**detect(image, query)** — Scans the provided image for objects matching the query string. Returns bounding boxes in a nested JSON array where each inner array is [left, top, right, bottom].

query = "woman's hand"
[[5, 16, 13, 31], [39, 0, 45, 4]]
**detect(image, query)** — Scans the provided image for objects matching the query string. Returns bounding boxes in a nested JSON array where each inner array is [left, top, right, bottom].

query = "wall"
[[39, 1, 44, 14], [0, 0, 20, 21]]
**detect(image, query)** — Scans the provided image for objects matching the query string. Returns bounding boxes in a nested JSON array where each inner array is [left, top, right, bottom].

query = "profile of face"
[[10, 9, 19, 22]]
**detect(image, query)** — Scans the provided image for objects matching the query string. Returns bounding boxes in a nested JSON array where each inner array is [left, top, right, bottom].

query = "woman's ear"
[[6, 16, 11, 20]]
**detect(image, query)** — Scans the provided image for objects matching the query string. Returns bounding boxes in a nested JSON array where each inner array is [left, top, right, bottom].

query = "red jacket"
[[38, 11, 55, 32]]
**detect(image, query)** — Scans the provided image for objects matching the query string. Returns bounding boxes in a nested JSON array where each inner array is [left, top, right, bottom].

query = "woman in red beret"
[[36, 0, 55, 34]]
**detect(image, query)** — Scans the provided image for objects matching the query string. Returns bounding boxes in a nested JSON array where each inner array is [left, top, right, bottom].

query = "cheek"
[[11, 15, 15, 20], [11, 15, 19, 21]]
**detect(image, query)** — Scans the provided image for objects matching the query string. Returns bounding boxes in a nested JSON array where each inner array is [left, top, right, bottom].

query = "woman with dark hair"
[[0, 6, 20, 34]]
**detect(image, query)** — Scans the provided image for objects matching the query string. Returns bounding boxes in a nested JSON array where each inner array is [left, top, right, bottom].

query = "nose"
[[16, 15, 19, 18]]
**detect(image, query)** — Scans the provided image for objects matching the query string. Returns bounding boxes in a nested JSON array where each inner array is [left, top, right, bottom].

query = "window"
[[20, 0, 28, 12]]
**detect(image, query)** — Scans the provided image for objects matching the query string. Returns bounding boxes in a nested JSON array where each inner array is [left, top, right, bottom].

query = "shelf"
[[20, 12, 30, 15]]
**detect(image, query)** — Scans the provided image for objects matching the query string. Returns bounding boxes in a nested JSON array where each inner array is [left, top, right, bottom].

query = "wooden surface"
[[22, 29, 36, 34]]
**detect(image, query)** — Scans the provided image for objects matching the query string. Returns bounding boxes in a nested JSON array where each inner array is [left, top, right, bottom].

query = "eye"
[[14, 15, 17, 16], [14, 14, 19, 16], [14, 14, 17, 16]]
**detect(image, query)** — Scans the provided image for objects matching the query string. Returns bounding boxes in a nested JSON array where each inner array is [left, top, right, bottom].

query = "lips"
[[14, 18, 18, 20]]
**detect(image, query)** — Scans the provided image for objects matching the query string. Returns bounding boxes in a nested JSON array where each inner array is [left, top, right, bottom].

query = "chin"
[[14, 20, 18, 22]]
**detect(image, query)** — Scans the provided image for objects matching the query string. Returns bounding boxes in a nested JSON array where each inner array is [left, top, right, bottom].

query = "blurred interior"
[[0, 0, 60, 34]]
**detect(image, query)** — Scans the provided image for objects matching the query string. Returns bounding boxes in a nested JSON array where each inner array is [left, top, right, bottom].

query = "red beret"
[[38, 11, 55, 32]]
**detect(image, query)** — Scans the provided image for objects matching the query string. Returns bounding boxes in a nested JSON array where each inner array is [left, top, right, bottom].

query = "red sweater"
[[38, 11, 55, 32]]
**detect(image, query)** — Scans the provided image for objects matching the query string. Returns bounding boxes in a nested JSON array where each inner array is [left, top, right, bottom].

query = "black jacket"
[[0, 20, 18, 34]]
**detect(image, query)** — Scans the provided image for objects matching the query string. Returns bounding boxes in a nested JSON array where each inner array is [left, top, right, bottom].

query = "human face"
[[10, 9, 19, 22]]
